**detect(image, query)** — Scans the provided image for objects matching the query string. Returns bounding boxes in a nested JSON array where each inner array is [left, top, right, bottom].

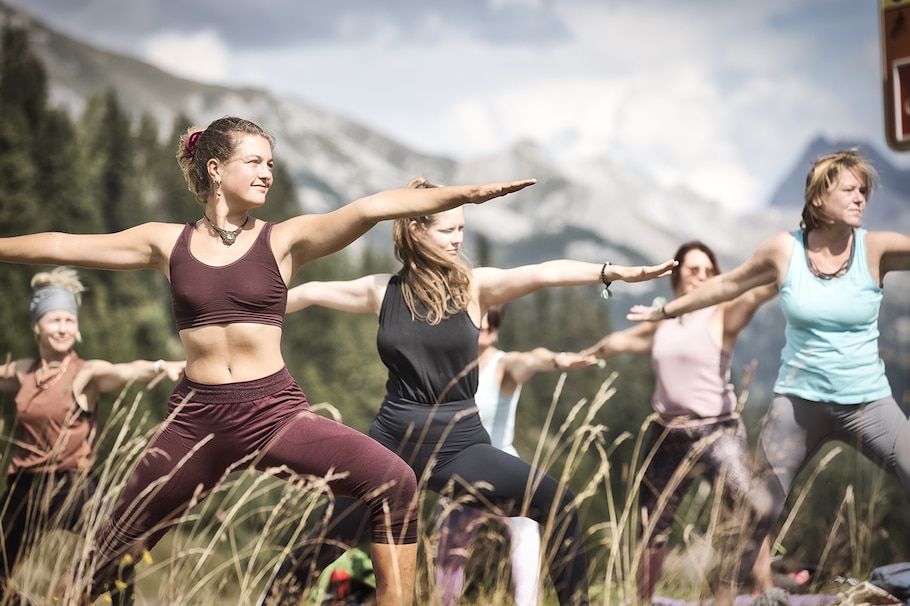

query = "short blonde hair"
[[802, 149, 878, 230]]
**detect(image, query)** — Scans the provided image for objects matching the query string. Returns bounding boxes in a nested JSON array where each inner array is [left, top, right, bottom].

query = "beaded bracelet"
[[600, 262, 613, 300]]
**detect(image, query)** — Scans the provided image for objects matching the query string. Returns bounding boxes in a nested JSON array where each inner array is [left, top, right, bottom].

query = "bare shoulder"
[[270, 214, 317, 233], [368, 273, 395, 310], [267, 214, 318, 246], [125, 221, 186, 258], [72, 359, 104, 386], [81, 359, 114, 373], [866, 230, 910, 275], [866, 229, 910, 251], [499, 350, 525, 365], [124, 221, 184, 239], [761, 230, 795, 253], [472, 266, 500, 283], [750, 230, 794, 272]]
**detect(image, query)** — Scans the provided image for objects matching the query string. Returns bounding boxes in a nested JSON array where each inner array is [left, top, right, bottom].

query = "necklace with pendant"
[[204, 214, 250, 246], [35, 351, 73, 390]]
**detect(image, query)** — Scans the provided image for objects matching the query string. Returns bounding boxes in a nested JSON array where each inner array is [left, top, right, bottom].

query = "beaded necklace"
[[803, 229, 854, 280]]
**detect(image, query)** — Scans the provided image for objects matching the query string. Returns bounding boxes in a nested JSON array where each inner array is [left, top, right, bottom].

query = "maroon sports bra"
[[170, 221, 287, 331]]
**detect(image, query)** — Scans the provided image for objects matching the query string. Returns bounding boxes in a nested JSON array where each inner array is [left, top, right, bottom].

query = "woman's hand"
[[552, 350, 599, 370], [627, 304, 665, 323], [612, 259, 678, 283], [468, 179, 537, 204]]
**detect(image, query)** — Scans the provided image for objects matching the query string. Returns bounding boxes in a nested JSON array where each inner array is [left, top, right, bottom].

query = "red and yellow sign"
[[881, 0, 910, 149]]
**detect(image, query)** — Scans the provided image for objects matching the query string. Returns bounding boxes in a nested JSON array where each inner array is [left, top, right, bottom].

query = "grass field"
[[2, 374, 888, 605]]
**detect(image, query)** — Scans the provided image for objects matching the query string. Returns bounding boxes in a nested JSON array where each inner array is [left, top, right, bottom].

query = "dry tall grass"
[[1, 371, 895, 605]]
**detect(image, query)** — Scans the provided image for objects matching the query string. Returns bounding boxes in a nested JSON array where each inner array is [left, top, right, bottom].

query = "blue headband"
[[29, 286, 79, 325]]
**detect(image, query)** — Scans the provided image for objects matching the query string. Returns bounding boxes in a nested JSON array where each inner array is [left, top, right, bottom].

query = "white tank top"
[[475, 351, 521, 456]]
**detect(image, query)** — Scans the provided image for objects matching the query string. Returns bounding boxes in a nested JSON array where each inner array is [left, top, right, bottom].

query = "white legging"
[[435, 500, 541, 606], [720, 394, 910, 585]]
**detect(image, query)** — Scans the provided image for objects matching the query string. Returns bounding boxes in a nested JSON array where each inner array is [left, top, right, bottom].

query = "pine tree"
[[0, 23, 51, 359]]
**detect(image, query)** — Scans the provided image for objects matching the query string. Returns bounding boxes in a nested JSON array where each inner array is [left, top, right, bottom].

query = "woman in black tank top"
[[262, 178, 677, 606]]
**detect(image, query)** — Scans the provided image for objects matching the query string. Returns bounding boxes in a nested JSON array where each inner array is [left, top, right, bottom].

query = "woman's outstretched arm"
[[474, 258, 677, 309], [276, 180, 536, 269], [0, 223, 179, 272]]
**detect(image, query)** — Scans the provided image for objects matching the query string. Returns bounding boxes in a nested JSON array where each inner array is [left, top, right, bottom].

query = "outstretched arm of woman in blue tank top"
[[585, 281, 777, 359], [629, 232, 787, 323], [873, 230, 910, 279]]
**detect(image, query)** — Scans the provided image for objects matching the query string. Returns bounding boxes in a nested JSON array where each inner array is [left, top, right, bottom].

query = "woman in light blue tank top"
[[629, 149, 910, 606]]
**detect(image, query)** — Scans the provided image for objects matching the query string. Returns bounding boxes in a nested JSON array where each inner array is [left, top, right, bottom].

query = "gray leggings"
[[721, 394, 910, 585]]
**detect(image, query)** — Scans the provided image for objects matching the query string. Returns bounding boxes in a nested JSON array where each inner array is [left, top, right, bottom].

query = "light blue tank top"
[[475, 351, 521, 456], [774, 228, 891, 403]]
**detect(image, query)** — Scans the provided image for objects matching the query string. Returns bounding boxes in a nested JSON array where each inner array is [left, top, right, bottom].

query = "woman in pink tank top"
[[583, 241, 778, 604]]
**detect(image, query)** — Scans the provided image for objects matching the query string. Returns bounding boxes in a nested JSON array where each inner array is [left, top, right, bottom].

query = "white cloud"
[[142, 30, 231, 84]]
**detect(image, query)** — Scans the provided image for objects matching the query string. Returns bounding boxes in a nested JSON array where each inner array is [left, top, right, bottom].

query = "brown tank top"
[[11, 354, 93, 474], [170, 221, 287, 330]]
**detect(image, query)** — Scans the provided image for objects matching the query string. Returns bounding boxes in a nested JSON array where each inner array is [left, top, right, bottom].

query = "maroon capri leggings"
[[91, 367, 417, 588]]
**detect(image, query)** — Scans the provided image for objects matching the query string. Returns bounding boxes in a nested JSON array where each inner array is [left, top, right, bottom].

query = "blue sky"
[[14, 0, 908, 211]]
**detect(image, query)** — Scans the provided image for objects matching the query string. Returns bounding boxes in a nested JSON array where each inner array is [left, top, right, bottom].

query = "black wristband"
[[600, 262, 613, 300]]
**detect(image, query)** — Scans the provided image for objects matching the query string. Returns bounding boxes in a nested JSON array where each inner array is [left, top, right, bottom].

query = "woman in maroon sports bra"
[[0, 115, 536, 605]]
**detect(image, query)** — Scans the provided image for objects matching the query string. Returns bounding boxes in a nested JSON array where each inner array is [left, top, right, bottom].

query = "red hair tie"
[[185, 131, 202, 154]]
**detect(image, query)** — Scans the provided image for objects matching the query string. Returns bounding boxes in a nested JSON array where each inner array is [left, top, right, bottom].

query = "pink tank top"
[[170, 221, 287, 330], [650, 305, 736, 420]]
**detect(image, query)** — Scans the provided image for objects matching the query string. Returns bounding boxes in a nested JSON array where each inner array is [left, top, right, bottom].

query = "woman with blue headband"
[[0, 267, 184, 604]]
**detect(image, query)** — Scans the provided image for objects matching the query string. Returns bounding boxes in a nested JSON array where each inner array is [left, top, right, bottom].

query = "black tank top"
[[170, 221, 287, 330], [377, 275, 479, 404]]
